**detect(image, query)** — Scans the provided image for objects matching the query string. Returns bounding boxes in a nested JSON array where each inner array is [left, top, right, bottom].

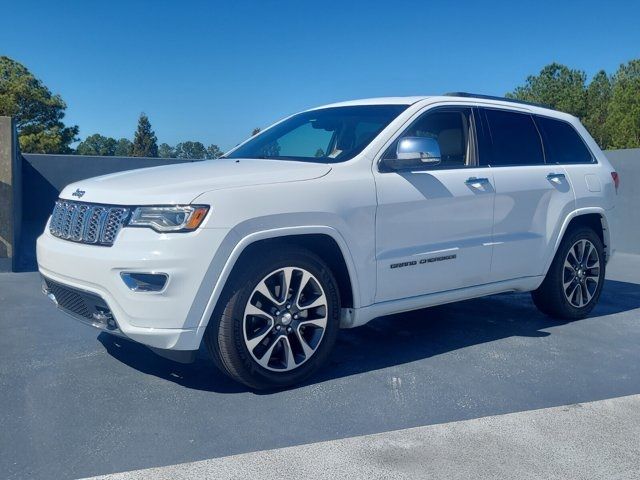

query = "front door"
[[374, 106, 495, 302]]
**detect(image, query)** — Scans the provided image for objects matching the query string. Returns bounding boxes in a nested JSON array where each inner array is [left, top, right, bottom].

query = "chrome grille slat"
[[70, 204, 89, 241], [49, 202, 63, 236], [85, 207, 107, 244], [49, 200, 130, 247], [101, 208, 128, 244], [60, 203, 77, 239]]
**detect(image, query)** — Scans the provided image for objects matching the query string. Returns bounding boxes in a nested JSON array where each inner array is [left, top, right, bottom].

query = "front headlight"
[[128, 205, 209, 232]]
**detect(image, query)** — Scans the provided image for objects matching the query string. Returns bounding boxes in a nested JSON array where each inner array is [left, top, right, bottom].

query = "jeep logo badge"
[[72, 188, 86, 198]]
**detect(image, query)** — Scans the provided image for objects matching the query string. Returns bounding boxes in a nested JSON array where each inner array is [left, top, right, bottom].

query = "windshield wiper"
[[254, 155, 309, 161]]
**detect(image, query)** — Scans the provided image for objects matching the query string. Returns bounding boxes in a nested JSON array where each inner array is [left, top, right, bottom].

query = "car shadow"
[[98, 279, 640, 394], [97, 334, 247, 394]]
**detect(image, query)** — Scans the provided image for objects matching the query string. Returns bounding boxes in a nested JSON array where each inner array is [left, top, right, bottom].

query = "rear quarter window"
[[535, 116, 594, 164]]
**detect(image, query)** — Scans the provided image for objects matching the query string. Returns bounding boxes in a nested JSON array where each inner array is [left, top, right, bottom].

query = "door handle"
[[546, 173, 566, 181], [465, 177, 490, 186]]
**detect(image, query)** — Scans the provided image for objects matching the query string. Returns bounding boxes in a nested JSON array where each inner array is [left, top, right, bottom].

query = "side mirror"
[[396, 137, 441, 165]]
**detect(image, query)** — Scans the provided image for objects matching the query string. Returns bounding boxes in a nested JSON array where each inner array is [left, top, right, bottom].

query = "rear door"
[[478, 107, 576, 281]]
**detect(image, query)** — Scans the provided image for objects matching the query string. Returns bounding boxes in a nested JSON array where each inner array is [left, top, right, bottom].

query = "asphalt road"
[[1, 253, 640, 479]]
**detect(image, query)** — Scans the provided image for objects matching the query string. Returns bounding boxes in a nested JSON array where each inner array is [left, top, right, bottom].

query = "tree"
[[131, 113, 158, 157], [158, 142, 223, 159], [206, 144, 224, 159], [114, 138, 133, 156], [76, 133, 117, 156], [251, 127, 261, 136], [507, 63, 587, 118], [158, 142, 176, 158], [606, 59, 640, 149], [0, 56, 78, 153], [505, 61, 640, 149], [261, 141, 280, 157], [175, 141, 207, 159], [583, 70, 612, 148]]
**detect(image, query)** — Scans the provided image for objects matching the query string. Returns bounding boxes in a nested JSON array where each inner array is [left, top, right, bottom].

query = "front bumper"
[[37, 225, 230, 350]]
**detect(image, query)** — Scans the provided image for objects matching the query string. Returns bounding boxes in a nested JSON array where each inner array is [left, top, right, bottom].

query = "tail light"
[[611, 172, 619, 193]]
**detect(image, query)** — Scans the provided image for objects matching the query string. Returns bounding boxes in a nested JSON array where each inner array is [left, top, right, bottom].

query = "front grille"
[[49, 200, 129, 246]]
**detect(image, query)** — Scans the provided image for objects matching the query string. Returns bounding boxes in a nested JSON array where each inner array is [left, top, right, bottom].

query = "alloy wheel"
[[242, 267, 328, 372], [563, 239, 600, 308]]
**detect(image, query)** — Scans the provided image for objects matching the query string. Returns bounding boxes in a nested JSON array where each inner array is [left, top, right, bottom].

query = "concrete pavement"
[[87, 394, 640, 480]]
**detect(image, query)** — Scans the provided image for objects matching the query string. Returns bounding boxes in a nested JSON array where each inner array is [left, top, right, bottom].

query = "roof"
[[311, 94, 571, 120], [442, 92, 550, 109], [312, 96, 428, 109]]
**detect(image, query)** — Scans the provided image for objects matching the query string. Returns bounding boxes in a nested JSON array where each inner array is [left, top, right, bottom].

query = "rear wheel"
[[205, 246, 340, 390], [532, 227, 605, 320]]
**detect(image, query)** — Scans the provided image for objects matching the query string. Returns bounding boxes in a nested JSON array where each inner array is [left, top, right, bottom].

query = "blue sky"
[[2, 0, 639, 150]]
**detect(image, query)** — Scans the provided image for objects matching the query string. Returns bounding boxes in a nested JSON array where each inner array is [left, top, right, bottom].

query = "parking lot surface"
[[1, 254, 640, 479]]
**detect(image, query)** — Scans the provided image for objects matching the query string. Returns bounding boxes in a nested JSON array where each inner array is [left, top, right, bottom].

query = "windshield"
[[226, 105, 409, 163]]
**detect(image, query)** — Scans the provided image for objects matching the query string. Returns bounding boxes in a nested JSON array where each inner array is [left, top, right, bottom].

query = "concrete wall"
[[17, 149, 639, 270], [0, 117, 638, 271], [0, 117, 20, 272], [606, 149, 640, 255], [18, 154, 199, 271]]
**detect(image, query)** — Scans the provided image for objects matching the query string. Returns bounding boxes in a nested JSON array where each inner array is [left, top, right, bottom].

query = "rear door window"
[[481, 109, 545, 166], [535, 116, 594, 164]]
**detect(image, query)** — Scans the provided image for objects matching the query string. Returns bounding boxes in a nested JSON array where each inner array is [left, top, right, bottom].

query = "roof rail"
[[443, 92, 551, 109]]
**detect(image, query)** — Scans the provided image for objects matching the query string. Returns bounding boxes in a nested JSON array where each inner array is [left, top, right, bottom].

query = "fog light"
[[120, 272, 168, 292]]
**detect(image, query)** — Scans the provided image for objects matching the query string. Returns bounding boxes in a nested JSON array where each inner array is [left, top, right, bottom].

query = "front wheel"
[[532, 227, 605, 320], [205, 246, 340, 390]]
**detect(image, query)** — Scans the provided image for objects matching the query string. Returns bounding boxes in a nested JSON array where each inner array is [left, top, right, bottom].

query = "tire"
[[205, 246, 341, 390], [532, 227, 605, 320]]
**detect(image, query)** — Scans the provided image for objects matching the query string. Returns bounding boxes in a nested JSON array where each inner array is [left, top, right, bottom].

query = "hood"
[[59, 159, 332, 205]]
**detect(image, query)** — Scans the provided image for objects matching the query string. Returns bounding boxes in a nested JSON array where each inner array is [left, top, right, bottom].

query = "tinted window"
[[535, 116, 593, 164], [383, 108, 475, 169], [273, 122, 333, 158], [227, 105, 408, 163], [482, 109, 544, 166]]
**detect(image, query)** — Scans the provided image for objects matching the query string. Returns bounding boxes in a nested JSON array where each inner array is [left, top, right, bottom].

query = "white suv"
[[37, 94, 618, 389]]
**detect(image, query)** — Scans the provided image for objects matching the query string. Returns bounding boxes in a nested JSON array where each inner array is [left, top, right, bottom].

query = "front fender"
[[185, 222, 363, 332]]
